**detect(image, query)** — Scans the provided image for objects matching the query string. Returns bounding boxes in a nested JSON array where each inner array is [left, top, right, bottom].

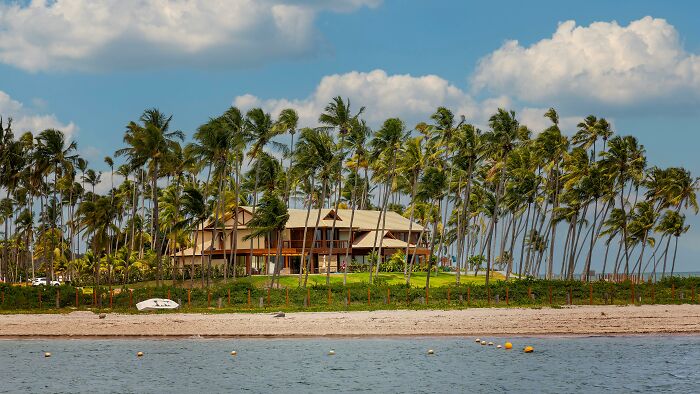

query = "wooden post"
[[406, 288, 409, 305], [167, 289, 171, 300], [110, 289, 113, 309], [568, 287, 573, 305], [693, 286, 696, 303], [76, 288, 79, 307], [307, 288, 310, 307], [1, 290, 4, 305], [426, 287, 429, 305], [267, 288, 271, 305], [505, 287, 509, 305], [130, 289, 133, 307], [286, 288, 289, 306], [487, 286, 490, 304], [672, 284, 675, 300], [630, 283, 635, 304], [387, 288, 391, 304], [447, 288, 451, 304], [528, 287, 532, 299], [548, 286, 552, 304], [367, 288, 371, 305], [38, 289, 42, 308], [187, 289, 191, 307], [56, 289, 60, 309], [228, 289, 231, 305], [92, 289, 96, 307], [327, 288, 331, 305], [589, 284, 593, 305], [652, 285, 655, 304], [467, 287, 471, 305], [347, 289, 351, 306], [247, 289, 251, 307], [208, 291, 211, 308]]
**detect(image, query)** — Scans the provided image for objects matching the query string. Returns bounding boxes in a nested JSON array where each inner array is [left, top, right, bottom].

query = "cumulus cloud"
[[0, 0, 381, 72], [234, 69, 513, 129], [471, 16, 700, 110], [0, 91, 78, 139]]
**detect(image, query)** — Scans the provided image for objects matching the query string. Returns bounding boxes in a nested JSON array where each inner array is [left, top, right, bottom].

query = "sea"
[[1, 336, 698, 393]]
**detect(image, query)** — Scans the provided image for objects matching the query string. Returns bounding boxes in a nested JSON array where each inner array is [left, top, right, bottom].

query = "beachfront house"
[[174, 207, 429, 276]]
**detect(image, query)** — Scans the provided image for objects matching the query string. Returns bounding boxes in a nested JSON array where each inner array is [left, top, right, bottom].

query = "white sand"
[[1, 305, 698, 338]]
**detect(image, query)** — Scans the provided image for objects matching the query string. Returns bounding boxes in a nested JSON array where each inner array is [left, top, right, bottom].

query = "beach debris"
[[273, 312, 285, 318], [480, 341, 487, 345], [496, 345, 502, 349], [44, 352, 51, 358], [504, 342, 513, 350], [487, 342, 494, 346], [328, 349, 336, 356], [231, 351, 237, 356], [474, 338, 481, 343], [98, 313, 106, 319], [137, 352, 144, 357], [523, 346, 534, 353], [427, 349, 434, 355]]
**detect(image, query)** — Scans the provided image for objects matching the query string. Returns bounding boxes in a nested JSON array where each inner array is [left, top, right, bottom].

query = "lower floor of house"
[[174, 247, 431, 276]]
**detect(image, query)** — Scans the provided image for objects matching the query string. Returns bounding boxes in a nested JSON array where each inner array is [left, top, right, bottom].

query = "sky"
[[0, 0, 699, 272]]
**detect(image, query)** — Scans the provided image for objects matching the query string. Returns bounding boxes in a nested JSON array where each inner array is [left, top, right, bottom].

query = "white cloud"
[[234, 69, 513, 129], [0, 0, 381, 72], [0, 90, 77, 139], [471, 16, 700, 110]]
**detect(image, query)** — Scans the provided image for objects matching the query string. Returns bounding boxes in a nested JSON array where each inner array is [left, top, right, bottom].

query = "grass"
[[124, 271, 505, 289]]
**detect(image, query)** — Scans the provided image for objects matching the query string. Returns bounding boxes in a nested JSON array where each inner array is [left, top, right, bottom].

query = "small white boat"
[[136, 298, 180, 311]]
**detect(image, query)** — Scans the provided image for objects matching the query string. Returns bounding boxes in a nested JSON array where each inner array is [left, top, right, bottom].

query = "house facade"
[[174, 207, 429, 276]]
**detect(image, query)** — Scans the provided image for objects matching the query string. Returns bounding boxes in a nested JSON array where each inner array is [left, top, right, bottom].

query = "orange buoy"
[[504, 342, 513, 350], [523, 346, 534, 353]]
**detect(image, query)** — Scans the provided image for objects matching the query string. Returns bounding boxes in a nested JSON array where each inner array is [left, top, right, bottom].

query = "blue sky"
[[1, 0, 699, 271]]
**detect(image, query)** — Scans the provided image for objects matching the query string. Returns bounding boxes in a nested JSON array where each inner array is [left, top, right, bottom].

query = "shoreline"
[[1, 304, 698, 339]]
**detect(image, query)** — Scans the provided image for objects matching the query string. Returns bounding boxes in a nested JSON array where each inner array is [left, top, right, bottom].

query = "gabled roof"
[[351, 230, 414, 249]]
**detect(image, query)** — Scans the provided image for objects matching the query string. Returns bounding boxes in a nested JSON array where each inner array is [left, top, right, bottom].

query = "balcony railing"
[[281, 240, 349, 249]]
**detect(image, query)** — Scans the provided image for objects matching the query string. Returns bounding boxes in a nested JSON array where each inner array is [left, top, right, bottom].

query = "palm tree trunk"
[[303, 178, 328, 288], [670, 235, 679, 278], [298, 174, 315, 286], [403, 173, 419, 281], [343, 171, 360, 286]]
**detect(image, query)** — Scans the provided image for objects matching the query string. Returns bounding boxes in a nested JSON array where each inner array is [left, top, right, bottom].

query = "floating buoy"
[[328, 349, 335, 356], [504, 342, 513, 350], [231, 351, 237, 356], [487, 342, 494, 346], [496, 345, 502, 349], [475, 338, 481, 343], [427, 349, 434, 355], [523, 346, 534, 353], [137, 352, 144, 357], [44, 352, 51, 358], [480, 341, 486, 345]]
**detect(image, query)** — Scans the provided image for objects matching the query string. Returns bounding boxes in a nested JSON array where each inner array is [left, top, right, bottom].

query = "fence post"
[[248, 289, 251, 307], [589, 284, 593, 305], [267, 288, 271, 306], [406, 288, 409, 305], [92, 289, 96, 307], [630, 283, 635, 305], [286, 288, 289, 306], [447, 287, 451, 304], [672, 284, 675, 300], [387, 288, 391, 304], [56, 289, 60, 309], [110, 289, 113, 309], [1, 290, 4, 305], [548, 286, 552, 304], [167, 289, 171, 300], [487, 286, 490, 305], [505, 287, 509, 305], [426, 287, 429, 305], [75, 288, 79, 308], [307, 288, 310, 307], [367, 288, 371, 306], [208, 291, 211, 308], [130, 289, 133, 307], [187, 289, 191, 307], [228, 289, 231, 305], [651, 284, 655, 304], [348, 289, 351, 307], [327, 288, 331, 305], [38, 289, 42, 308], [693, 286, 696, 303], [467, 287, 471, 305]]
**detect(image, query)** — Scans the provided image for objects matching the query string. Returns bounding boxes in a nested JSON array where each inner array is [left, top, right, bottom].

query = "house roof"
[[351, 230, 414, 249]]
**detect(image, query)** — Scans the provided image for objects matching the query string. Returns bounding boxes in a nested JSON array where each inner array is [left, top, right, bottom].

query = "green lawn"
[[126, 271, 504, 289]]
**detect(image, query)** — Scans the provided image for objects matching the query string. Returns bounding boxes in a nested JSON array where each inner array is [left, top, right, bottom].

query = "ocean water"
[[1, 336, 698, 393]]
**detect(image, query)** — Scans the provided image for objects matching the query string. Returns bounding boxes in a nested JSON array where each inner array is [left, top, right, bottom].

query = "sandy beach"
[[0, 304, 698, 338]]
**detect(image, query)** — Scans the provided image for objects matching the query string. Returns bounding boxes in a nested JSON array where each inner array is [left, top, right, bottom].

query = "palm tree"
[[116, 108, 184, 286], [178, 185, 206, 289], [244, 191, 289, 288]]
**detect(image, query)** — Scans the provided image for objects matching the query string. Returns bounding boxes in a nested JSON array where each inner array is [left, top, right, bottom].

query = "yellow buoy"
[[523, 346, 534, 353], [231, 351, 237, 356], [480, 341, 487, 345], [44, 352, 51, 358], [137, 351, 144, 357], [427, 349, 434, 355], [504, 342, 513, 350], [328, 350, 336, 356]]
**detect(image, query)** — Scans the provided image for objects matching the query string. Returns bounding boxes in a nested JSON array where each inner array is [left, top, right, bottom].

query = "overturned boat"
[[136, 298, 180, 311]]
